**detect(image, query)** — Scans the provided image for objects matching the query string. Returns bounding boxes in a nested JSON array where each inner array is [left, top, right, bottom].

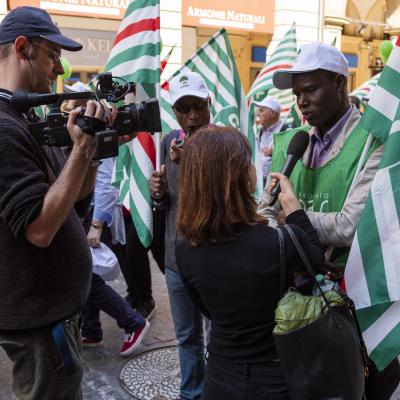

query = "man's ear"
[[335, 74, 347, 91], [14, 36, 30, 60]]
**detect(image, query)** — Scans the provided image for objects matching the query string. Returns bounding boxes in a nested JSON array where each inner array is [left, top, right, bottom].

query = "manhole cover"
[[120, 346, 180, 400]]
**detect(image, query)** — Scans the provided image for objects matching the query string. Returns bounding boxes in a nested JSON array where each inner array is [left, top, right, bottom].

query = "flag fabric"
[[350, 73, 381, 105], [108, 0, 160, 248], [246, 23, 297, 153], [160, 29, 249, 135], [345, 36, 400, 371], [104, 0, 160, 84], [160, 29, 262, 198], [246, 23, 297, 101]]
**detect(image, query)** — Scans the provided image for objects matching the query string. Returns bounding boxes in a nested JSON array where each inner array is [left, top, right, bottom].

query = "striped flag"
[[345, 36, 400, 371], [247, 24, 297, 129], [160, 29, 252, 149], [108, 0, 160, 248], [247, 23, 297, 102], [350, 73, 381, 106], [160, 29, 263, 198]]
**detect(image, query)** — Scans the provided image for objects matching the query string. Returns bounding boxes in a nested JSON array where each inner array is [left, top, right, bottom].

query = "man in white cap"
[[259, 42, 397, 399], [149, 70, 210, 400], [254, 96, 283, 185]]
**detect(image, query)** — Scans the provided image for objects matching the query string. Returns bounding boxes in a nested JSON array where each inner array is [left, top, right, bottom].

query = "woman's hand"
[[270, 173, 302, 217]]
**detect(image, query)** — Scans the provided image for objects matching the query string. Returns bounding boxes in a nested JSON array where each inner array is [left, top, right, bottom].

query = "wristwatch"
[[89, 160, 103, 168]]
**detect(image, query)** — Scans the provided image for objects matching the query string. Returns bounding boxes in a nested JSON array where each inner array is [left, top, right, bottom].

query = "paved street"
[[1, 256, 400, 399]]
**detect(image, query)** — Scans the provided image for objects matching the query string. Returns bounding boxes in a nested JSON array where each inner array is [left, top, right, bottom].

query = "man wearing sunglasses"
[[149, 71, 210, 400], [0, 7, 103, 399]]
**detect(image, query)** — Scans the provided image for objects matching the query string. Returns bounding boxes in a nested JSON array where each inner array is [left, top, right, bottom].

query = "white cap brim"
[[273, 68, 317, 90], [171, 90, 209, 106]]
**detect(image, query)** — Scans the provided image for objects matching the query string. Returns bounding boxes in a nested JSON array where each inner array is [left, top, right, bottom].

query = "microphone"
[[11, 91, 59, 112], [11, 90, 94, 112], [269, 130, 310, 206]]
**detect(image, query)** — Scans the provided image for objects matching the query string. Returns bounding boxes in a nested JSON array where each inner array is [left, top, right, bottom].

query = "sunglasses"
[[28, 39, 62, 63], [173, 100, 209, 115]]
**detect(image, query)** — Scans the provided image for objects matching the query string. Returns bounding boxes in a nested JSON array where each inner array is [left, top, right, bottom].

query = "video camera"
[[11, 73, 162, 159]]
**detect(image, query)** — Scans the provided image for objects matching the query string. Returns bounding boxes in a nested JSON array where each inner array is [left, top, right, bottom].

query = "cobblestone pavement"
[[1, 256, 400, 399], [0, 257, 178, 400]]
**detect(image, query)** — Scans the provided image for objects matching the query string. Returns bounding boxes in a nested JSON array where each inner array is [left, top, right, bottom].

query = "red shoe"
[[120, 320, 150, 357], [82, 337, 103, 348]]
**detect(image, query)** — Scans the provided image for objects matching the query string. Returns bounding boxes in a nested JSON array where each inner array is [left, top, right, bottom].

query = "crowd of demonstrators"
[[175, 126, 325, 400], [259, 42, 400, 399], [149, 71, 212, 400], [0, 4, 398, 399], [0, 7, 99, 399], [254, 96, 284, 186]]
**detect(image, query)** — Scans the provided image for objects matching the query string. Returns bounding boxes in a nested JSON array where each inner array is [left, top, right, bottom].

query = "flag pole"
[[155, 132, 161, 171]]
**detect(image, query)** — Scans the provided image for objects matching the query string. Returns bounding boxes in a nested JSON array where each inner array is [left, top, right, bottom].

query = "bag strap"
[[277, 228, 286, 297], [282, 224, 342, 327], [283, 224, 370, 376]]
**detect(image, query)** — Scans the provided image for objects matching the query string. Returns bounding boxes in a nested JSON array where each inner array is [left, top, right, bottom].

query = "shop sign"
[[9, 0, 128, 20], [62, 28, 116, 66], [182, 0, 274, 33]]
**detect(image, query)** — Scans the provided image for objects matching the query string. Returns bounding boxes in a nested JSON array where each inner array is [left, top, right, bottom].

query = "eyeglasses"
[[173, 100, 209, 115], [28, 40, 62, 63]]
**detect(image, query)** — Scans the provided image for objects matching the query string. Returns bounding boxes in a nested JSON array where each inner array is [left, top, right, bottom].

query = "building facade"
[[0, 0, 398, 93]]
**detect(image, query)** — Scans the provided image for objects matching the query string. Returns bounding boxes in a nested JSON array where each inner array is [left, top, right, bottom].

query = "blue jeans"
[[166, 267, 205, 400], [81, 273, 145, 340]]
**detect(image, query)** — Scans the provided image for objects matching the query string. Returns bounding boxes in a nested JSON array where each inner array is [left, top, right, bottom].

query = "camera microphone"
[[269, 130, 310, 206], [12, 91, 59, 112], [11, 90, 93, 112]]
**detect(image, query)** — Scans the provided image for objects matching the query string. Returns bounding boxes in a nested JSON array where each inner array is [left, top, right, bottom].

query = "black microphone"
[[11, 90, 59, 112], [11, 90, 94, 112], [269, 130, 310, 206]]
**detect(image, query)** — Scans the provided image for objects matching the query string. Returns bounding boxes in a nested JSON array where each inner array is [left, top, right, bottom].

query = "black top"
[[176, 210, 324, 364], [0, 94, 92, 331], [159, 129, 180, 270]]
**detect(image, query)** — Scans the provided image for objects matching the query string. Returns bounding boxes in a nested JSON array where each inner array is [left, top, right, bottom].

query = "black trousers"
[[96, 214, 153, 306], [202, 355, 290, 400], [365, 357, 400, 400]]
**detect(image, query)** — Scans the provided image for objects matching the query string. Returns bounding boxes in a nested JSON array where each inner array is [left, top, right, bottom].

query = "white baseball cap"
[[254, 96, 282, 113], [169, 71, 209, 106], [273, 43, 349, 90]]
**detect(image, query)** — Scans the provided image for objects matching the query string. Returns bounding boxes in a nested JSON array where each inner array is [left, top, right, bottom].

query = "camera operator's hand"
[[149, 164, 167, 199], [170, 138, 184, 164], [118, 134, 136, 145], [87, 220, 103, 248], [67, 100, 103, 159], [270, 173, 301, 217]]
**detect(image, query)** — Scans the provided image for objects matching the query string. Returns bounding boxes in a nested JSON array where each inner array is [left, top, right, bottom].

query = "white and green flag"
[[246, 23, 297, 125], [345, 36, 400, 371], [161, 29, 249, 134], [350, 72, 381, 106], [107, 0, 160, 248]]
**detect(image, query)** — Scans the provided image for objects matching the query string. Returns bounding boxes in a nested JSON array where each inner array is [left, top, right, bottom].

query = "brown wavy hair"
[[177, 126, 266, 245]]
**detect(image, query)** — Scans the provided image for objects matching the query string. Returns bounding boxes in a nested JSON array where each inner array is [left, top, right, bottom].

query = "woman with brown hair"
[[175, 126, 324, 400]]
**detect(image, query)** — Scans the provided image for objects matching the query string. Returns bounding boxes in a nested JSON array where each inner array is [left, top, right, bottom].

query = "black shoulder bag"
[[274, 224, 369, 400]]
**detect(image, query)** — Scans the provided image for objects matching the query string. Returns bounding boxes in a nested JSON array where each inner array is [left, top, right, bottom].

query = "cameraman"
[[0, 7, 102, 399]]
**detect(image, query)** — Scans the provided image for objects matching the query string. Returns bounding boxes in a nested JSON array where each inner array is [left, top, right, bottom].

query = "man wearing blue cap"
[[0, 7, 101, 399]]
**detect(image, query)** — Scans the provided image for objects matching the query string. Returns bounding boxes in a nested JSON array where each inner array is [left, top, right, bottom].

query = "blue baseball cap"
[[0, 7, 82, 51]]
